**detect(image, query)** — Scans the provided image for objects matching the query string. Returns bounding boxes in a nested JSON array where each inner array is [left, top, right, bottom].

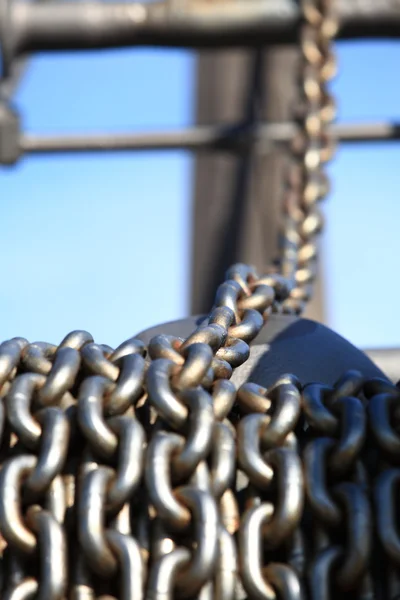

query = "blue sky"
[[0, 40, 399, 351]]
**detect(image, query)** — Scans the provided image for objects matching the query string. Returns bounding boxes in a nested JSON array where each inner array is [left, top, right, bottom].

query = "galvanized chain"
[[0, 1, 397, 599]]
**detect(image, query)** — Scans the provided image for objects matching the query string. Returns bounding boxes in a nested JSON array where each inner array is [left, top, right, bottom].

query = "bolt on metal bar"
[[2, 0, 400, 75], [19, 122, 400, 155]]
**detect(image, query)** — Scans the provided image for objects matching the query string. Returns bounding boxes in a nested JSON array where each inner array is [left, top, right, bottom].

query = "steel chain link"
[[0, 1, 396, 599]]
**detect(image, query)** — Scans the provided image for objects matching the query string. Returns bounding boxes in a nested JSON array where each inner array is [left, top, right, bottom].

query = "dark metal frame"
[[1, 0, 400, 163], [4, 0, 400, 60]]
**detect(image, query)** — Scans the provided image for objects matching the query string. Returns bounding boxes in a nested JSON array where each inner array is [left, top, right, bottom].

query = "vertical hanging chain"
[[278, 0, 338, 314], [0, 2, 395, 600]]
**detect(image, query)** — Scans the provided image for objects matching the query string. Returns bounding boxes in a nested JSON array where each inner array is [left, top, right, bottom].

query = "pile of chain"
[[0, 267, 398, 600], [1, 1, 397, 599]]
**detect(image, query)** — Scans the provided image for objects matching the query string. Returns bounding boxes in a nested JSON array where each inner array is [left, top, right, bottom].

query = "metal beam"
[[2, 0, 400, 74], [18, 122, 400, 156]]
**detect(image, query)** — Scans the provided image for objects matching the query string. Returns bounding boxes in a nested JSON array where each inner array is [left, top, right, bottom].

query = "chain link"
[[0, 0, 397, 598], [276, 0, 338, 314]]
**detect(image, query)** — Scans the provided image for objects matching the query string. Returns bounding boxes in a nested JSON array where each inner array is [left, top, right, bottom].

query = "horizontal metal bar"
[[20, 126, 243, 154], [19, 122, 400, 156], [2, 0, 400, 73]]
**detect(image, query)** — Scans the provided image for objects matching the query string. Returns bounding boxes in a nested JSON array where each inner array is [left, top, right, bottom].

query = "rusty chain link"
[[0, 1, 397, 599]]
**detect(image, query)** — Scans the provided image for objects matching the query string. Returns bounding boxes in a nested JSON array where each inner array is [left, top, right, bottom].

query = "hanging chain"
[[0, 1, 396, 599], [266, 0, 337, 316]]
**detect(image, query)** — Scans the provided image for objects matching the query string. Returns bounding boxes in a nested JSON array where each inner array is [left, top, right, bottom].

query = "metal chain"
[[0, 1, 396, 599], [277, 0, 338, 314]]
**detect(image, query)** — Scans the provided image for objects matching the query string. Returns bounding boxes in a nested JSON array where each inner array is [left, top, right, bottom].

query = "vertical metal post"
[[190, 46, 325, 322]]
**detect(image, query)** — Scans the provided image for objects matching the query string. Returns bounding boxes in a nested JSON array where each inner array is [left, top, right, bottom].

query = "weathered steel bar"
[[19, 122, 400, 155], [1, 0, 400, 75]]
